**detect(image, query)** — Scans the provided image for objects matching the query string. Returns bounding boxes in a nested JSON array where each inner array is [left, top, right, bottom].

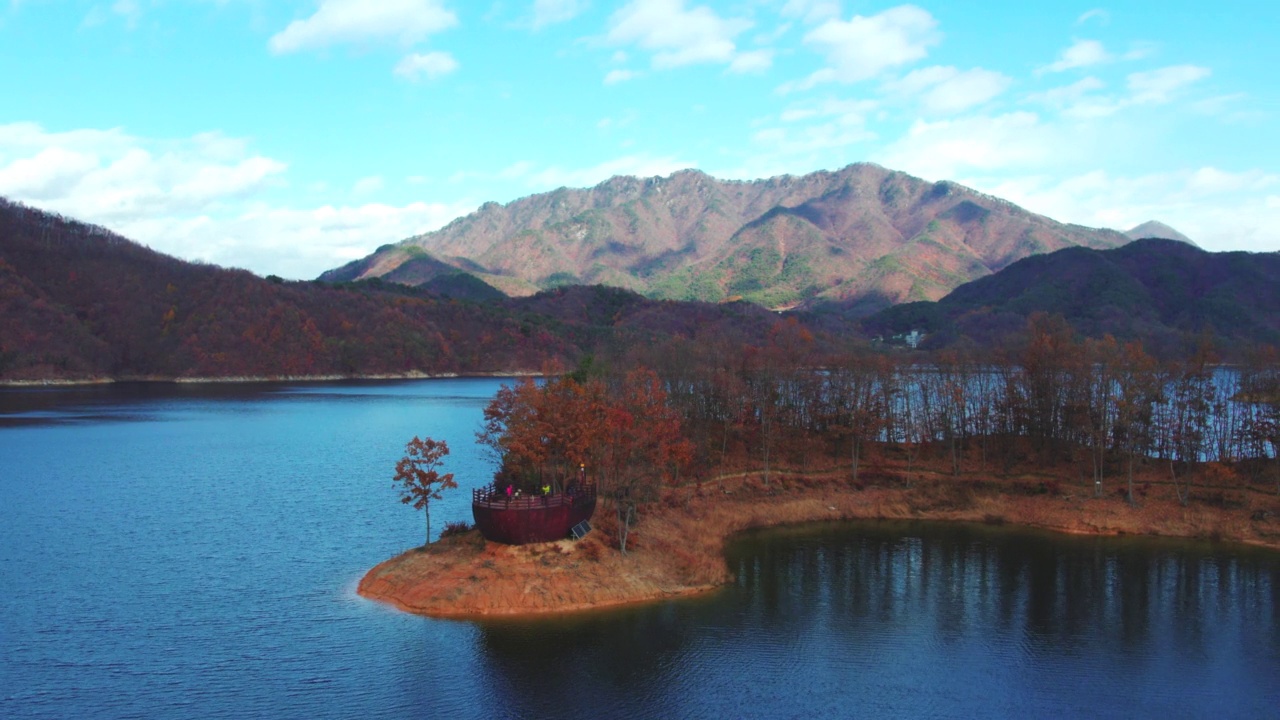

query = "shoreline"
[[356, 466, 1280, 619], [0, 370, 539, 388]]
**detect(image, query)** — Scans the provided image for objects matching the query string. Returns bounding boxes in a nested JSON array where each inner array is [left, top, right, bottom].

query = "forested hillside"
[[0, 199, 787, 381]]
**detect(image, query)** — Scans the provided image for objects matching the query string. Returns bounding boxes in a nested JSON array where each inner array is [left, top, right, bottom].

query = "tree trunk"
[[762, 424, 771, 486], [720, 421, 729, 474], [950, 433, 959, 476], [1126, 451, 1135, 506], [425, 508, 431, 545], [1170, 458, 1189, 507], [616, 502, 635, 555], [905, 443, 915, 489], [851, 436, 860, 484]]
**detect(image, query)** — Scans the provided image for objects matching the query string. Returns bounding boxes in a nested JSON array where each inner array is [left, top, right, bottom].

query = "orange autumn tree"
[[476, 375, 607, 493], [393, 437, 456, 544], [599, 368, 693, 554]]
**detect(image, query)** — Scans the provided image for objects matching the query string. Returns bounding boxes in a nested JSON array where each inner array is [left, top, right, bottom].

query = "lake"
[[2, 380, 1278, 719]]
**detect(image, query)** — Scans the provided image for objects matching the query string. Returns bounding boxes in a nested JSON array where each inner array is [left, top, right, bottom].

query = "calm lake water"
[[2, 380, 1278, 719]]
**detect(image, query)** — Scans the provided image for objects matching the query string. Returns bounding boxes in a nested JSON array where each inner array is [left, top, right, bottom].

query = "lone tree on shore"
[[393, 437, 456, 544]]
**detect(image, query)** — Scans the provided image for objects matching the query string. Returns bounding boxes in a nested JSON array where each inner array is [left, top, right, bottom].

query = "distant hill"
[[417, 272, 507, 303], [0, 199, 793, 382], [862, 239, 1280, 358], [320, 164, 1129, 315], [1126, 220, 1197, 246]]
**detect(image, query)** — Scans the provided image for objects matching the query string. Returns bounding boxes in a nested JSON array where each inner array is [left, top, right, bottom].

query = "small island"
[[359, 335, 1280, 618]]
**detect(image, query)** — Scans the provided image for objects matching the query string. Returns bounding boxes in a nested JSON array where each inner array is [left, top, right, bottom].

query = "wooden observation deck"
[[471, 484, 597, 545]]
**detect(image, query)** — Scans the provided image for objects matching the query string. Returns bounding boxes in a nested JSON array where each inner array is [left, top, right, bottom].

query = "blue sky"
[[1, 0, 1276, 279]]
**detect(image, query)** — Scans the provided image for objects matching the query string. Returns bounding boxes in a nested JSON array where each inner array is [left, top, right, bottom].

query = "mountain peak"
[[1126, 220, 1197, 247]]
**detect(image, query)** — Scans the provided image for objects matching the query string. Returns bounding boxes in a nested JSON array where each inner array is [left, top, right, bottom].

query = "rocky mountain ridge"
[[320, 164, 1132, 315]]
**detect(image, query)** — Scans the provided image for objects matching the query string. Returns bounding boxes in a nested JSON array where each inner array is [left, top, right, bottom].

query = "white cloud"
[[886, 65, 955, 96], [1128, 64, 1211, 104], [0, 123, 286, 223], [499, 160, 536, 179], [1184, 167, 1276, 195], [873, 112, 1061, 180], [530, 0, 588, 29], [728, 97, 877, 180], [269, 0, 458, 54], [524, 154, 693, 189], [442, 155, 692, 191], [112, 0, 141, 28], [0, 146, 100, 200], [921, 69, 1010, 114], [1024, 65, 1212, 119], [753, 21, 793, 46], [1075, 9, 1109, 26], [886, 65, 1011, 114], [446, 160, 542, 184], [792, 5, 940, 89], [778, 97, 878, 125], [0, 122, 472, 279], [1191, 92, 1250, 118], [982, 168, 1280, 253], [604, 68, 641, 84], [1121, 42, 1156, 61], [596, 110, 637, 129], [124, 200, 475, 279], [169, 158, 289, 205], [728, 49, 773, 74], [1026, 76, 1106, 107], [1040, 39, 1111, 74], [352, 175, 385, 196], [778, 108, 817, 122], [394, 51, 459, 80], [606, 0, 752, 70], [780, 0, 841, 24], [752, 121, 875, 156]]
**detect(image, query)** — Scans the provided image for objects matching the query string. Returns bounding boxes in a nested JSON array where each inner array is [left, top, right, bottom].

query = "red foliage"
[[393, 437, 457, 544]]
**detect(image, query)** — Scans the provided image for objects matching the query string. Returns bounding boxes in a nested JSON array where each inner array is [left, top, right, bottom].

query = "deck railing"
[[472, 483, 596, 510]]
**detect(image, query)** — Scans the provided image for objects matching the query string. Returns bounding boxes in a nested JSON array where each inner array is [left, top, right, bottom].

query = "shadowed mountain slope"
[[862, 239, 1280, 357]]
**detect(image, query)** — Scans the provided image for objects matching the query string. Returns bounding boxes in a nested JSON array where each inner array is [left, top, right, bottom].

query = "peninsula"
[[358, 456, 1280, 618]]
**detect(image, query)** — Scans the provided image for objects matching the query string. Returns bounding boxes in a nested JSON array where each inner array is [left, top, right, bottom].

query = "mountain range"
[[320, 164, 1132, 315], [6, 162, 1267, 383]]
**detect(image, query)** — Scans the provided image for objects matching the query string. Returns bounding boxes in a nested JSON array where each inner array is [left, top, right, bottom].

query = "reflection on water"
[[2, 382, 1278, 719], [468, 522, 1280, 719]]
